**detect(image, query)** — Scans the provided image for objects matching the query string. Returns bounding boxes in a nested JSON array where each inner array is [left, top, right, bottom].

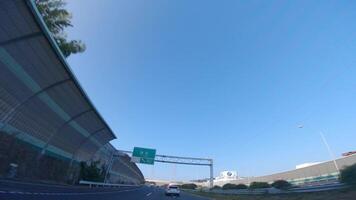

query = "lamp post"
[[319, 131, 340, 174], [298, 125, 340, 174]]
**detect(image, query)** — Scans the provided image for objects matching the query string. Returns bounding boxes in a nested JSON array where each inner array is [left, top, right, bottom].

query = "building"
[[209, 154, 356, 187], [214, 171, 239, 185]]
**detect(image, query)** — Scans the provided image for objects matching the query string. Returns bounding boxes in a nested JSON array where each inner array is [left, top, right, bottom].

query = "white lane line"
[[146, 192, 152, 196]]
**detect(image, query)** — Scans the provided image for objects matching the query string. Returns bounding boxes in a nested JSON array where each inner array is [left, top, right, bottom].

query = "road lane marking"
[[146, 192, 152, 196]]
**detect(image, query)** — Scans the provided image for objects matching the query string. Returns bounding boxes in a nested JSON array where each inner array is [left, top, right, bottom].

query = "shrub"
[[79, 161, 106, 182], [271, 180, 292, 190], [211, 185, 221, 190], [235, 184, 248, 189], [340, 163, 356, 186], [181, 183, 198, 190], [221, 183, 248, 190], [249, 182, 271, 189], [222, 183, 243, 190]]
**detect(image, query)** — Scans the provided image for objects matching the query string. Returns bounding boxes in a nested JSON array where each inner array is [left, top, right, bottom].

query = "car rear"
[[165, 185, 180, 196]]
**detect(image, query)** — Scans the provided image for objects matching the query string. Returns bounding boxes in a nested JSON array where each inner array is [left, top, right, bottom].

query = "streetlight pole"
[[298, 125, 340, 174], [319, 131, 340, 174]]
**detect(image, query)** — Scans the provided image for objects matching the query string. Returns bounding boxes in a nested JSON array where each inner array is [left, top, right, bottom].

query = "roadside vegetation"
[[271, 180, 292, 190], [212, 185, 222, 190], [222, 183, 248, 190], [340, 163, 356, 186], [189, 189, 356, 200], [78, 161, 107, 182], [35, 0, 86, 57], [219, 182, 271, 190], [189, 164, 356, 199], [249, 182, 271, 189]]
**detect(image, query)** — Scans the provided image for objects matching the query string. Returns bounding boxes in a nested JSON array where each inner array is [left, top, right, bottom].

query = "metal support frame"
[[114, 154, 143, 180], [89, 143, 111, 164], [118, 150, 214, 188], [1, 78, 72, 125], [104, 152, 115, 183], [66, 127, 106, 183], [104, 152, 144, 184], [0, 32, 42, 46], [71, 127, 106, 162], [39, 109, 94, 157]]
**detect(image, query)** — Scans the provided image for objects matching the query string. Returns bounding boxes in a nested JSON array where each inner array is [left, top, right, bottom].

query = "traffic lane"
[[149, 187, 211, 200], [0, 184, 211, 200], [0, 179, 139, 193], [0, 185, 152, 200]]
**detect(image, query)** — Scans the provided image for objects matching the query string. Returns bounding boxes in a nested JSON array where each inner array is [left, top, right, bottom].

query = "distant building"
[[204, 154, 356, 187], [213, 171, 238, 185], [296, 162, 321, 169]]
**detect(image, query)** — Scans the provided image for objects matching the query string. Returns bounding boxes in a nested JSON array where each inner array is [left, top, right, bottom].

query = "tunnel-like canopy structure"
[[0, 0, 116, 162], [0, 0, 144, 184]]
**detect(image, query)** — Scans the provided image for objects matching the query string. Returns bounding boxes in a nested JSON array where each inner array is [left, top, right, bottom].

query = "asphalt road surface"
[[0, 180, 210, 200]]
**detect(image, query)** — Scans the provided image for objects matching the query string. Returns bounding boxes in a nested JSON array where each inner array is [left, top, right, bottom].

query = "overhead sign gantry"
[[119, 149, 214, 188], [131, 147, 157, 165]]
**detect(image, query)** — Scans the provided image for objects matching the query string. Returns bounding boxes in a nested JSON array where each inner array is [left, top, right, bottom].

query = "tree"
[[79, 161, 106, 182], [271, 180, 292, 190], [221, 183, 239, 190], [340, 163, 356, 186], [249, 182, 271, 189], [211, 185, 221, 190], [235, 184, 248, 189], [35, 0, 86, 57], [222, 183, 236, 190]]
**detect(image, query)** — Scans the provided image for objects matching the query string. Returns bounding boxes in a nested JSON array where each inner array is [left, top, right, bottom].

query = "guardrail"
[[79, 180, 140, 188]]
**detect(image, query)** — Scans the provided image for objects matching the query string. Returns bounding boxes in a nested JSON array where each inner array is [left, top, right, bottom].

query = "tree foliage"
[[340, 163, 356, 186], [221, 183, 246, 190], [35, 0, 86, 57], [79, 161, 106, 182], [249, 182, 271, 189], [211, 185, 221, 190], [235, 184, 248, 189], [222, 183, 236, 190], [271, 180, 292, 190]]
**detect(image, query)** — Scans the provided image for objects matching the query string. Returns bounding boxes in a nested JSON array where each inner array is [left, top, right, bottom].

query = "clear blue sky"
[[64, 0, 356, 181]]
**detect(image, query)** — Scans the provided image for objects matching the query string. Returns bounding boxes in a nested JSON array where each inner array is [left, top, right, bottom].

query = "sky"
[[64, 0, 356, 181]]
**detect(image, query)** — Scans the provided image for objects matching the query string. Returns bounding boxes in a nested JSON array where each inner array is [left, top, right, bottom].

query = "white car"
[[165, 184, 180, 197]]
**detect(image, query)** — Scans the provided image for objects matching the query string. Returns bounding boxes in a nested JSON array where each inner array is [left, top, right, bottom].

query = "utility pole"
[[319, 131, 340, 174], [298, 125, 340, 175]]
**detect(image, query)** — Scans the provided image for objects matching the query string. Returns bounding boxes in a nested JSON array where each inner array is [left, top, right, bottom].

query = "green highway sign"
[[131, 147, 156, 165]]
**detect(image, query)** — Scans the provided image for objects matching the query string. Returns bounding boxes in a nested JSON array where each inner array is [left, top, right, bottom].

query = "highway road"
[[0, 180, 210, 200]]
